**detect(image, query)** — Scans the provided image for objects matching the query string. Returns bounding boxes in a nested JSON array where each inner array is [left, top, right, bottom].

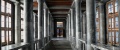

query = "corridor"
[[1, 0, 120, 50]]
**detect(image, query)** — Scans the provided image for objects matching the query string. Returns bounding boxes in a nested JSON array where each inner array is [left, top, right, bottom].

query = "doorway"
[[57, 22, 64, 37]]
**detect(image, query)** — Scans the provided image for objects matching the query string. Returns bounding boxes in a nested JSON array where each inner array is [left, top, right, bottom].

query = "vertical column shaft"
[[98, 1, 106, 44], [75, 0, 81, 49], [83, 12, 86, 40], [86, 0, 96, 50], [24, 0, 34, 50], [71, 9, 74, 43], [0, 0, 1, 49], [37, 0, 43, 39], [15, 2, 21, 43]]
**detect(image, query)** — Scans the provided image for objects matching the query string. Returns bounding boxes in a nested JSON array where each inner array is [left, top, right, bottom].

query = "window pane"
[[1, 30, 5, 37], [1, 0, 5, 12], [115, 17, 119, 28], [1, 22, 5, 27], [115, 0, 118, 12], [9, 36, 11, 41], [2, 37, 5, 42], [1, 15, 5, 21], [116, 37, 118, 42], [9, 31, 11, 36], [6, 17, 9, 28], [6, 3, 11, 13]]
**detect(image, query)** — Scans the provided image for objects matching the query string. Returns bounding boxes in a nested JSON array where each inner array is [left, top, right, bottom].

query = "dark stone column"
[[15, 1, 21, 43], [70, 9, 74, 41], [98, 1, 106, 44], [86, 0, 96, 50], [118, 0, 120, 46], [0, 0, 1, 49], [37, 0, 43, 40], [83, 12, 87, 40], [75, 0, 82, 49], [24, 0, 35, 50]]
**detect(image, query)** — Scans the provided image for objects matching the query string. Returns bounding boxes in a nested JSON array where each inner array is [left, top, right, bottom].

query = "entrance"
[[56, 22, 64, 38]]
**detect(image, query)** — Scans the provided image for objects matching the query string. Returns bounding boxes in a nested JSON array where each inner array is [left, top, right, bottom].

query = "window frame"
[[106, 0, 119, 45]]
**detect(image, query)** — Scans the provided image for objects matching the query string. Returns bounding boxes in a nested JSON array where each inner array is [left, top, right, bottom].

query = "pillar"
[[37, 0, 43, 40], [118, 0, 120, 46], [83, 12, 86, 40], [86, 0, 96, 50], [70, 9, 74, 42], [98, 1, 106, 44], [0, 0, 1, 49], [15, 1, 21, 43], [75, 0, 82, 49], [24, 0, 35, 50], [68, 14, 71, 40]]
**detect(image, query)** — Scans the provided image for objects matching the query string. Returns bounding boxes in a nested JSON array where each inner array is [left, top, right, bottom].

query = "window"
[[107, 0, 119, 45], [96, 9, 100, 42], [1, 0, 13, 46], [57, 22, 63, 27]]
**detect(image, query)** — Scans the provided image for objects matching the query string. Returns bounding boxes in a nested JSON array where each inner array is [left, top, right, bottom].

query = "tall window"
[[1, 0, 13, 45], [107, 0, 119, 45], [96, 9, 100, 42]]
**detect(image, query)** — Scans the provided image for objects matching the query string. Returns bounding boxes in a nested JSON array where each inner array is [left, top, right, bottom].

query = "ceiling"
[[32, 0, 110, 19]]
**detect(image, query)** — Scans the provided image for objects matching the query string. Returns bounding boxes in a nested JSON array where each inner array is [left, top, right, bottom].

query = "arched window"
[[106, 0, 119, 46], [1, 0, 13, 46]]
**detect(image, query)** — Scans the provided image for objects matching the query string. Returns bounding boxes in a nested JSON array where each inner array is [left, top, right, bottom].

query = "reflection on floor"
[[49, 38, 72, 50]]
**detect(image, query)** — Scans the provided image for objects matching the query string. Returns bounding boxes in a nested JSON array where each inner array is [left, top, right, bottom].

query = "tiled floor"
[[49, 38, 72, 50]]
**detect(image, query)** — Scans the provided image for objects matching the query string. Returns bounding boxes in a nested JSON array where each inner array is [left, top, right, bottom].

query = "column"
[[15, 1, 21, 43], [70, 9, 74, 42], [44, 8, 47, 46], [24, 0, 35, 50], [86, 0, 96, 50], [0, 0, 1, 49], [68, 14, 71, 40], [75, 0, 82, 49], [118, 0, 120, 46], [66, 17, 69, 40], [83, 12, 86, 40], [98, 1, 106, 44], [37, 0, 43, 40], [37, 0, 44, 48]]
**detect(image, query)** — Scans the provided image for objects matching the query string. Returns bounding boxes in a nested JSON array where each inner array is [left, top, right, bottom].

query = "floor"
[[49, 38, 73, 50]]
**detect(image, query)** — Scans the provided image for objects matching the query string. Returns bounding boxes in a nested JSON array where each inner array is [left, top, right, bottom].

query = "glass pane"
[[116, 37, 118, 42], [1, 0, 5, 12], [1, 22, 5, 27], [9, 36, 11, 41], [115, 0, 118, 12], [109, 37, 111, 41], [6, 17, 9, 28], [115, 17, 119, 28], [57, 22, 63, 27], [2, 37, 5, 42], [1, 30, 5, 37], [109, 32, 111, 36], [6, 3, 11, 13], [1, 15, 5, 21], [9, 31, 11, 36], [116, 31, 119, 37], [112, 32, 114, 41]]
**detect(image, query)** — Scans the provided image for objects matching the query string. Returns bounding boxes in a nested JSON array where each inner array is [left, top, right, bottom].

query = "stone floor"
[[49, 38, 72, 50]]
